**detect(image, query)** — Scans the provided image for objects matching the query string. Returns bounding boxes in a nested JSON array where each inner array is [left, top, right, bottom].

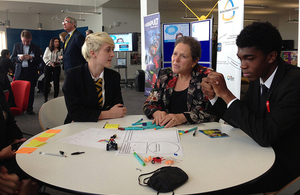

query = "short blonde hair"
[[82, 32, 115, 61]]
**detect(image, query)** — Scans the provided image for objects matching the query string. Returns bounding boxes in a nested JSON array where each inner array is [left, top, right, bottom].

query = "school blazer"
[[63, 63, 123, 124]]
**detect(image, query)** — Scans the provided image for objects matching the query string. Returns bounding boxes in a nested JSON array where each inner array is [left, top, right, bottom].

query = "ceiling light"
[[37, 13, 42, 30], [5, 10, 10, 28], [52, 17, 85, 21], [61, 9, 101, 15], [286, 5, 298, 23], [244, 5, 268, 9]]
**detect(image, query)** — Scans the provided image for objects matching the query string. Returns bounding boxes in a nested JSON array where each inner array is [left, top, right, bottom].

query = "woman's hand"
[[153, 112, 186, 128], [152, 110, 167, 126]]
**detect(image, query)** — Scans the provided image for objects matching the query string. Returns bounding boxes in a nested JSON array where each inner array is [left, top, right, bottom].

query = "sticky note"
[[25, 140, 46, 147], [45, 129, 62, 133], [33, 137, 50, 142], [38, 133, 56, 137], [15, 147, 38, 154], [104, 124, 119, 129]]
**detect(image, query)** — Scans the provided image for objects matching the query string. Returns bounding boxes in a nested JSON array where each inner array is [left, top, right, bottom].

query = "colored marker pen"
[[133, 152, 145, 166]]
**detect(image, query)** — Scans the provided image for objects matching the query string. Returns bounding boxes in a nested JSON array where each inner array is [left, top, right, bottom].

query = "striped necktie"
[[95, 78, 103, 107]]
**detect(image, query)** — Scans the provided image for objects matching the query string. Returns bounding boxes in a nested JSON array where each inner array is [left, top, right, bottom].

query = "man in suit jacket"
[[201, 22, 300, 194], [11, 30, 41, 115], [62, 16, 86, 72]]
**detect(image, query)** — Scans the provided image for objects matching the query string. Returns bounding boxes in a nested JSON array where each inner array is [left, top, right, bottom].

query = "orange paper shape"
[[45, 129, 62, 133], [15, 147, 38, 154]]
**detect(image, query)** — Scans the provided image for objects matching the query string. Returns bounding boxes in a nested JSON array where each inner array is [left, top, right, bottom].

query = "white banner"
[[217, 0, 244, 98]]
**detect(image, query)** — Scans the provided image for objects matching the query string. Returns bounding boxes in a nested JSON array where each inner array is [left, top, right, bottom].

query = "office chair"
[[10, 80, 31, 116], [39, 96, 67, 131]]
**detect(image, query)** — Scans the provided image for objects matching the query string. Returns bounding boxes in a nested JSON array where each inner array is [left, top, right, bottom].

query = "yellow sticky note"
[[15, 147, 38, 154], [33, 137, 50, 142], [25, 140, 46, 147], [105, 124, 119, 129], [39, 133, 56, 137], [45, 129, 62, 133]]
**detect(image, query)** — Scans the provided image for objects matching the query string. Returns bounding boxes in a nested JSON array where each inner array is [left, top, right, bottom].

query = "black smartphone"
[[11, 141, 25, 151]]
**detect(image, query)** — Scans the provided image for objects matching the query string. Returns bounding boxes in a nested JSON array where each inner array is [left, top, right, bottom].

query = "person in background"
[[201, 22, 300, 194], [11, 30, 41, 115], [0, 86, 45, 195], [0, 49, 14, 74], [143, 36, 219, 128], [86, 29, 93, 36], [63, 32, 127, 124], [59, 31, 68, 44], [43, 37, 63, 103], [0, 49, 15, 107], [62, 16, 86, 72]]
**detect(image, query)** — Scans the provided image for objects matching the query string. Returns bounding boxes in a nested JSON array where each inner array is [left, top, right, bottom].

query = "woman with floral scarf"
[[143, 36, 219, 128]]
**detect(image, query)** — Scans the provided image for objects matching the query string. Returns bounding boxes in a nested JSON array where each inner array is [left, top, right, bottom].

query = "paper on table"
[[25, 140, 46, 147], [33, 137, 50, 142], [45, 129, 62, 133], [104, 124, 119, 129], [39, 133, 56, 137], [15, 147, 38, 154], [117, 129, 183, 156], [59, 128, 183, 156]]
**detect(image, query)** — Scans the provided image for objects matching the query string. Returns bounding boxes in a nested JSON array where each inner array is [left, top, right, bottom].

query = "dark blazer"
[[63, 29, 86, 72], [0, 56, 14, 73], [210, 60, 300, 178], [62, 63, 124, 124], [11, 42, 41, 79], [0, 85, 22, 150]]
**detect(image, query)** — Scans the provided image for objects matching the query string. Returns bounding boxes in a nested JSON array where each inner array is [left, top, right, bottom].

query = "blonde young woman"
[[63, 32, 127, 124]]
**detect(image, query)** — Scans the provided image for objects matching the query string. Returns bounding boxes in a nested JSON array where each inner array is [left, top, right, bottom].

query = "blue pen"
[[133, 152, 145, 166], [132, 118, 143, 125], [179, 127, 197, 134], [124, 127, 144, 130]]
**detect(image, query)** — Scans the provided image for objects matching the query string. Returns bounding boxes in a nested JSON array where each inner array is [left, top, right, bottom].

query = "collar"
[[68, 29, 75, 35], [91, 70, 104, 82], [260, 66, 278, 89]]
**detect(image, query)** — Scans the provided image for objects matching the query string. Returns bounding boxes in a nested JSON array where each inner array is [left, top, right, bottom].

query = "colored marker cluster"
[[178, 127, 197, 135], [118, 119, 165, 130]]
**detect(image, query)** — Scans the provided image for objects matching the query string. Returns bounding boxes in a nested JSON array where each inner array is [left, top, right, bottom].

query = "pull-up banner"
[[217, 0, 244, 98]]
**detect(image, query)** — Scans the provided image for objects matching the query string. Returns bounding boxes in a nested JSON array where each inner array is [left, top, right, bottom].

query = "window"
[[0, 31, 6, 52]]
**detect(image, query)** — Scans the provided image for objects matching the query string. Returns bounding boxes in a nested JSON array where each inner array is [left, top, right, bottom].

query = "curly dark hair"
[[236, 22, 282, 60], [49, 37, 61, 52]]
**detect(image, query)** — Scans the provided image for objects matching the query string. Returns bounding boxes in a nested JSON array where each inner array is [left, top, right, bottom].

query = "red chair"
[[10, 80, 31, 116], [4, 90, 9, 102]]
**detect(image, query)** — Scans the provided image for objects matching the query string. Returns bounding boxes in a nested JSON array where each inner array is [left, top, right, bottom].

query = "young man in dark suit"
[[11, 30, 41, 115], [62, 16, 86, 73], [201, 22, 300, 194]]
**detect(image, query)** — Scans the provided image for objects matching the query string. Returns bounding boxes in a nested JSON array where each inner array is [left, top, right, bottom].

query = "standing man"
[[11, 30, 41, 115], [62, 16, 86, 72], [201, 22, 300, 194]]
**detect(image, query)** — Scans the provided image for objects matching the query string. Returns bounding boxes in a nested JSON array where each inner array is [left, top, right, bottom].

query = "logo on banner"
[[227, 75, 235, 81], [221, 0, 236, 21]]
